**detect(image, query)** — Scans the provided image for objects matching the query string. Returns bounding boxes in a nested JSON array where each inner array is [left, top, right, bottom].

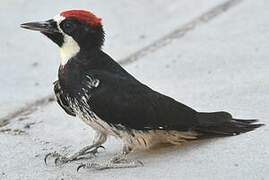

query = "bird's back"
[[56, 50, 263, 140], [56, 50, 198, 132]]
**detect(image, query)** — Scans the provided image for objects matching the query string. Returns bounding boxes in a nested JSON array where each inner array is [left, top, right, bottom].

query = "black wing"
[[53, 80, 76, 116], [87, 71, 198, 131]]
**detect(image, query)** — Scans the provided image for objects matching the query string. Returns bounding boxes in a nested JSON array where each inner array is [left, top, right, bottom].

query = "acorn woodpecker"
[[21, 10, 263, 170]]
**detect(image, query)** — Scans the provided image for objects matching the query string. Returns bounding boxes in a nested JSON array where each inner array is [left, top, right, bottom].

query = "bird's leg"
[[45, 132, 107, 165], [77, 145, 143, 171]]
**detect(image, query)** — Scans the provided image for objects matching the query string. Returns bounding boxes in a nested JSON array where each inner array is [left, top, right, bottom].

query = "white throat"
[[54, 14, 80, 66], [60, 35, 80, 65]]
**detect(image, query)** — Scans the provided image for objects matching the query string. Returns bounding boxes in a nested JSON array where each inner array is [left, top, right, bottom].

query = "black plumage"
[[21, 10, 264, 169], [55, 49, 263, 136]]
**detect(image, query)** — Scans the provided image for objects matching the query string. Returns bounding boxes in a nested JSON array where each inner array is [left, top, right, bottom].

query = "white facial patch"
[[53, 14, 80, 66], [59, 35, 80, 65]]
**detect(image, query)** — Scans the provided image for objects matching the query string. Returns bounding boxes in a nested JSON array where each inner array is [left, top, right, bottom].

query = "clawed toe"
[[77, 163, 87, 172], [44, 145, 105, 166], [85, 145, 105, 157], [77, 159, 144, 171], [44, 152, 58, 165], [44, 152, 70, 166], [77, 162, 109, 171]]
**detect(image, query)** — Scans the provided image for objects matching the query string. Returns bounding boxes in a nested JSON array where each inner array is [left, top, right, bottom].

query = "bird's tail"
[[195, 111, 264, 137]]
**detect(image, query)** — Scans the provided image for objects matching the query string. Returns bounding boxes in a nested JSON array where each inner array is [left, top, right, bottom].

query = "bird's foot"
[[77, 154, 143, 171], [44, 145, 104, 166]]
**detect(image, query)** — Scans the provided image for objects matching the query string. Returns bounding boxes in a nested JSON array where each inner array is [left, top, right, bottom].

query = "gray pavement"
[[0, 0, 268, 179], [0, 0, 224, 119]]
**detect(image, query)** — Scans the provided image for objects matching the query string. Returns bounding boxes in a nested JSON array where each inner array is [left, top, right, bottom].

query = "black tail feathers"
[[196, 111, 264, 137]]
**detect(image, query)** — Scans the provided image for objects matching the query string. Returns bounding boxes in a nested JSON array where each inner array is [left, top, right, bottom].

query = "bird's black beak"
[[20, 20, 59, 33]]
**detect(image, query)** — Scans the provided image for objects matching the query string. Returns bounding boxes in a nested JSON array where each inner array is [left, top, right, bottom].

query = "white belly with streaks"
[[68, 96, 198, 150]]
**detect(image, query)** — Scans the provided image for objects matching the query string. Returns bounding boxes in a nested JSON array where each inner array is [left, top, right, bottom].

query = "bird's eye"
[[62, 20, 76, 32]]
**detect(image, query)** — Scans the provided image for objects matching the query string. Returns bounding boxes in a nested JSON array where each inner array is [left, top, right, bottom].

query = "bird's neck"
[[59, 35, 101, 66], [59, 49, 133, 77], [59, 35, 80, 66]]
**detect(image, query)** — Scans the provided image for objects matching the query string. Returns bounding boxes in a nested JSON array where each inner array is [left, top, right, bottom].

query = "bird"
[[21, 10, 264, 170]]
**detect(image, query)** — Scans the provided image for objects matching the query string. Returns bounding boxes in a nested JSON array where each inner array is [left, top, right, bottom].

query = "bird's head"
[[21, 10, 104, 65]]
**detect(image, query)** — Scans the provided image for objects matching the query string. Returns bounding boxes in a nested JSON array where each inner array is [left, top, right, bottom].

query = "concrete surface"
[[0, 0, 268, 179], [0, 0, 225, 119]]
